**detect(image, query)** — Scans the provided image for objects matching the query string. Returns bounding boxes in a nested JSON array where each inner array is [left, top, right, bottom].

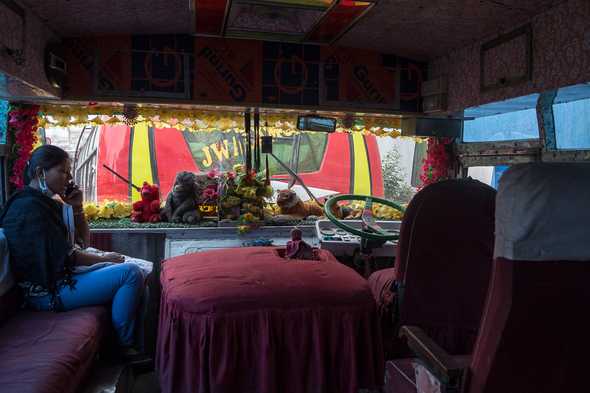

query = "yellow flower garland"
[[38, 104, 412, 138]]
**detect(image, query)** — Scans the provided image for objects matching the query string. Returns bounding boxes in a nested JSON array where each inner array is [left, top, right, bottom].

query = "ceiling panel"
[[338, 0, 565, 59], [21, 0, 565, 60], [20, 0, 194, 36], [226, 2, 323, 37]]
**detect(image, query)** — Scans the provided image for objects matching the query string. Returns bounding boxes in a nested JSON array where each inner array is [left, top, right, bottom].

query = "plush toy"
[[275, 189, 324, 220], [131, 182, 161, 223], [324, 194, 355, 219], [161, 171, 201, 224]]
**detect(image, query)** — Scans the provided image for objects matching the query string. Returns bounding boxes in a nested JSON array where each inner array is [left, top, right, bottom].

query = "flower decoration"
[[7, 104, 40, 189], [37, 104, 405, 137], [83, 203, 100, 220], [202, 186, 219, 201], [83, 200, 132, 221], [419, 137, 452, 189]]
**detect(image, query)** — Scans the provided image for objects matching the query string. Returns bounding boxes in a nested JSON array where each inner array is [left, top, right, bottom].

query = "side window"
[[553, 97, 590, 149], [463, 94, 540, 142], [467, 165, 509, 189], [463, 108, 540, 142], [410, 140, 427, 187]]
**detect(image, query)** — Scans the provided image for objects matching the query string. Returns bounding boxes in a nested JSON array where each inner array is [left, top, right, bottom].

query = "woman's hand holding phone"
[[63, 182, 84, 210]]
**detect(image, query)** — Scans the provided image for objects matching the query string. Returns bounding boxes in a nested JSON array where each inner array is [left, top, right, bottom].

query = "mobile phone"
[[64, 181, 76, 197]]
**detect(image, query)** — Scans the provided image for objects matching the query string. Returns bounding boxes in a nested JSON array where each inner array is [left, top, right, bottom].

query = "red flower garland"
[[8, 104, 40, 189], [419, 137, 452, 190]]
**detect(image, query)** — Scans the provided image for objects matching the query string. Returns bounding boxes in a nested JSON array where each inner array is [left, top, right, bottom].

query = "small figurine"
[[131, 182, 161, 223], [161, 171, 201, 224], [285, 228, 317, 260]]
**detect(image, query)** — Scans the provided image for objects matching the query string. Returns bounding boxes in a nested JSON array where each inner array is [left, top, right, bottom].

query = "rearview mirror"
[[297, 115, 337, 133]]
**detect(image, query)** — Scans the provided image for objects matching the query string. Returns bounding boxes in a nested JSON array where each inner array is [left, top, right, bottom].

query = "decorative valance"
[[38, 104, 404, 138]]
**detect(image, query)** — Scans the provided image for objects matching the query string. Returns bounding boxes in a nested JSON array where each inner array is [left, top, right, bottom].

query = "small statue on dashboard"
[[285, 228, 317, 260]]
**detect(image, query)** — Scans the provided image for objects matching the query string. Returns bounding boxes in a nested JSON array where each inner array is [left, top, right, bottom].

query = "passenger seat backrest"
[[398, 179, 496, 355], [0, 229, 14, 296], [0, 228, 21, 325], [469, 163, 590, 393]]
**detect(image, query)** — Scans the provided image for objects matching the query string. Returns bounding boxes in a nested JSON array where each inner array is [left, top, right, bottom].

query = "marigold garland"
[[37, 104, 407, 138], [8, 104, 40, 189], [419, 137, 452, 190]]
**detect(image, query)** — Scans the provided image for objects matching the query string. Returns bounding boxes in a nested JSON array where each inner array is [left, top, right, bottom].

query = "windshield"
[[43, 124, 420, 208]]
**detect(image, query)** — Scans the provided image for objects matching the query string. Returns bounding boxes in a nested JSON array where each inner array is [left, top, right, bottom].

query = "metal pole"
[[254, 109, 260, 172], [244, 110, 252, 172]]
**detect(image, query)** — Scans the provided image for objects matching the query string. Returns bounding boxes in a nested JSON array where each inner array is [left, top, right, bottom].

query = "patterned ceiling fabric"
[[20, 0, 564, 59]]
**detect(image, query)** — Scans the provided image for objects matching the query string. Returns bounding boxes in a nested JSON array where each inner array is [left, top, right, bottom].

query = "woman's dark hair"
[[23, 145, 70, 185]]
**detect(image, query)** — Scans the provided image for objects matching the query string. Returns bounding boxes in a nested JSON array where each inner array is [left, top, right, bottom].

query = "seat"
[[0, 229, 110, 393], [368, 178, 496, 358], [394, 163, 590, 393], [156, 247, 383, 393]]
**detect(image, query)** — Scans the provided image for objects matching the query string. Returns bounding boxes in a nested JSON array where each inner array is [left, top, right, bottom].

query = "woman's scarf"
[[0, 187, 75, 308]]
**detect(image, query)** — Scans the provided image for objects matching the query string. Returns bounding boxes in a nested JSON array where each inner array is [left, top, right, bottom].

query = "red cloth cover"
[[0, 306, 108, 393], [369, 179, 496, 358], [468, 258, 590, 393], [156, 247, 384, 393]]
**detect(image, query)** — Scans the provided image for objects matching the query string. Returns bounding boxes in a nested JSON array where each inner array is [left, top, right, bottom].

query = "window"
[[463, 94, 540, 142], [553, 97, 590, 150], [467, 165, 509, 189], [184, 130, 245, 173], [44, 123, 419, 204], [463, 109, 539, 142], [296, 133, 328, 173]]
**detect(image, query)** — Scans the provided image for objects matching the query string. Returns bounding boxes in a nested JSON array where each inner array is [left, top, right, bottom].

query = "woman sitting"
[[0, 145, 145, 350]]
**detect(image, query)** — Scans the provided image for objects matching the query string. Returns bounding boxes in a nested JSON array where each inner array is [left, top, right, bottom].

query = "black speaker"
[[44, 44, 67, 89], [401, 117, 462, 138], [261, 136, 273, 154]]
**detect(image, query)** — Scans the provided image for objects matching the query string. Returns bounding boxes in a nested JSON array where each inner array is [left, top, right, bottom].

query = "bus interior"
[[0, 1, 589, 393]]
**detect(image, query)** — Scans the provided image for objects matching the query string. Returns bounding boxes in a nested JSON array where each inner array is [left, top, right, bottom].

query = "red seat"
[[368, 178, 496, 358], [394, 163, 590, 393], [0, 230, 110, 393], [469, 163, 590, 392], [0, 294, 109, 393]]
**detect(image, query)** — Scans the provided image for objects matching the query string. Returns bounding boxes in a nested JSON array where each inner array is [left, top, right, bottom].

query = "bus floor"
[[81, 358, 161, 393]]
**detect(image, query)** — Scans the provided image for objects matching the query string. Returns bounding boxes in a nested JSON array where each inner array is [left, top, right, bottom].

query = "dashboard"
[[315, 219, 401, 258]]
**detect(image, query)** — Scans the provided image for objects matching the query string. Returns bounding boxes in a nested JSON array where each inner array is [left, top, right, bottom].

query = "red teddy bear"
[[131, 182, 161, 223]]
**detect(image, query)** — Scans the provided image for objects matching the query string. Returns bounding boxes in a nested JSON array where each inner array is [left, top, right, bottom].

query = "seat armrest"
[[400, 326, 471, 389]]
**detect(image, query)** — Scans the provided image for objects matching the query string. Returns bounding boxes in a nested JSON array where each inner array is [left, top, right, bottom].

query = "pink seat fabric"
[[156, 247, 384, 393], [0, 305, 109, 393], [369, 179, 496, 358]]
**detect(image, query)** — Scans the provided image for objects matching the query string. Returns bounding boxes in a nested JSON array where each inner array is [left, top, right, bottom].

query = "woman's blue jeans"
[[28, 263, 145, 346]]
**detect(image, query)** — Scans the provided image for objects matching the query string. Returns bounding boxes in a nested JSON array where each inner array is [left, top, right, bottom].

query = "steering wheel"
[[324, 194, 405, 241]]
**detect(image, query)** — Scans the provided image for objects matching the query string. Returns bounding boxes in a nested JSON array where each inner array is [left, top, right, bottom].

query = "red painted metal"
[[306, 1, 373, 44]]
